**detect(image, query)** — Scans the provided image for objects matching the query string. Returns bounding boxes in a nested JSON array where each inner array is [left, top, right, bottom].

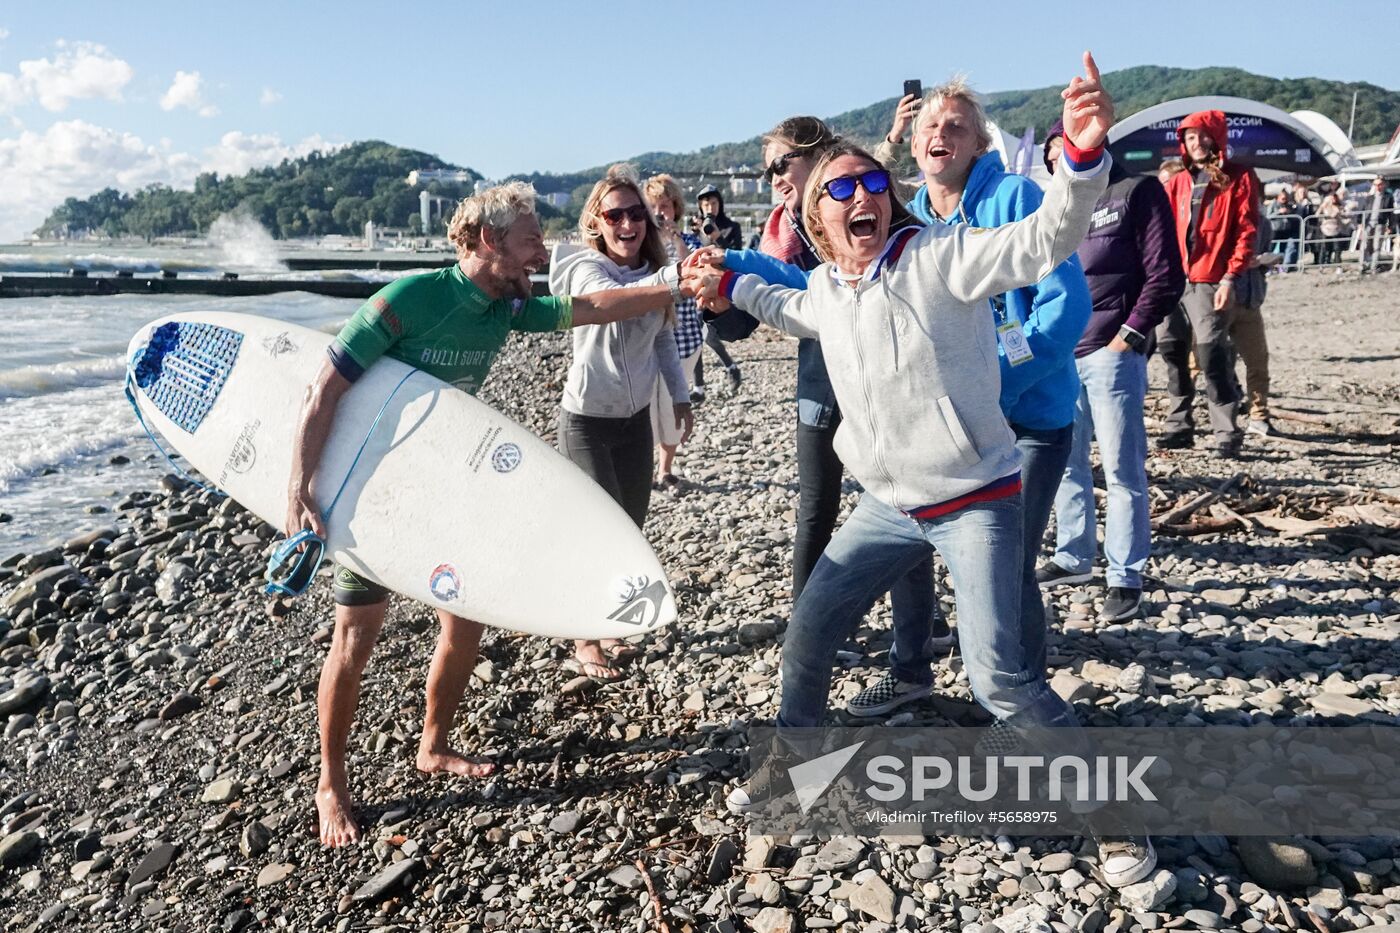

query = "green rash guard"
[[329, 263, 572, 395]]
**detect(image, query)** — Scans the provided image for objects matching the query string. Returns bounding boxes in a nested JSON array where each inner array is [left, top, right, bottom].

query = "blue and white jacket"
[[906, 150, 1091, 431]]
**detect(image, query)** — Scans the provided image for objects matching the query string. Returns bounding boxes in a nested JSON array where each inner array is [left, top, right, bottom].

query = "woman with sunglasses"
[[549, 164, 693, 681], [701, 115, 946, 712], [691, 51, 1147, 860]]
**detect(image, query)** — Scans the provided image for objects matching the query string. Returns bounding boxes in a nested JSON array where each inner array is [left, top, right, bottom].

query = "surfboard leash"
[[123, 365, 224, 497], [265, 369, 416, 597]]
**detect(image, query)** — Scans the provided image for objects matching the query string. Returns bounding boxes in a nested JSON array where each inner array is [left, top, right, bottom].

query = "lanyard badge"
[[992, 296, 1034, 367]]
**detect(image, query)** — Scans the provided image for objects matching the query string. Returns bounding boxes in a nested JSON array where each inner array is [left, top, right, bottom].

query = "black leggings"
[[792, 407, 844, 599], [557, 407, 653, 529], [695, 326, 737, 386]]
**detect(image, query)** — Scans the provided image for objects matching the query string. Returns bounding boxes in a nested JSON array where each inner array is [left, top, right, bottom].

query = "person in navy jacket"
[[1038, 119, 1185, 623]]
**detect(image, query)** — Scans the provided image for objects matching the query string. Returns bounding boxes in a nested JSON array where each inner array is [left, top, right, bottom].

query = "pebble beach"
[[1, 271, 1399, 932]]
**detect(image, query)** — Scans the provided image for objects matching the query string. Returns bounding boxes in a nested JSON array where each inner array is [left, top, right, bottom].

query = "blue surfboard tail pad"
[[129, 320, 243, 434]]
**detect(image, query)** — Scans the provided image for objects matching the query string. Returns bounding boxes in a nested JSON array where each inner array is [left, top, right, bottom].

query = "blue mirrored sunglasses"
[[822, 169, 892, 202]]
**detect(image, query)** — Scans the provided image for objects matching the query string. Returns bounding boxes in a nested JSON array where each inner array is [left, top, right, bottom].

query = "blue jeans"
[[1272, 238, 1298, 272], [890, 423, 1072, 680], [1052, 347, 1151, 589], [778, 492, 1078, 731]]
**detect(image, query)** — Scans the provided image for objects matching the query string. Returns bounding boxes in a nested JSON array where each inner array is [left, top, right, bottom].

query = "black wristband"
[[1118, 326, 1146, 351]]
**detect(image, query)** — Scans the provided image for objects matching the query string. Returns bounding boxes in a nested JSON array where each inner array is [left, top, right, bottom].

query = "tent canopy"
[[1107, 96, 1360, 177]]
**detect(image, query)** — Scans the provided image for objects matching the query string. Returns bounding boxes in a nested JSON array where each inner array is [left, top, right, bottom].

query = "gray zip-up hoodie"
[[549, 248, 688, 419], [726, 154, 1112, 513]]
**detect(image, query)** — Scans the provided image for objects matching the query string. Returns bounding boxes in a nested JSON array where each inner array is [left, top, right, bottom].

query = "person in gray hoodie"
[[550, 164, 692, 681], [694, 54, 1155, 888]]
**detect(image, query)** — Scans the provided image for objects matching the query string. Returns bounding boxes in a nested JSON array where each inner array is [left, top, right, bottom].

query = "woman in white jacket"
[[693, 54, 1156, 889], [550, 164, 693, 680]]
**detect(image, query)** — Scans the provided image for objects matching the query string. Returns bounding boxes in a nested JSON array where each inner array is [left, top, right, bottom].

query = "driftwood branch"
[[1272, 408, 1331, 426], [634, 858, 672, 933], [1157, 515, 1244, 536], [1152, 473, 1243, 528]]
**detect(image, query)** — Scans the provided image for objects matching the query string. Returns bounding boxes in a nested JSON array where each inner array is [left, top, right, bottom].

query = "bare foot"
[[315, 782, 360, 847], [416, 746, 496, 778], [571, 641, 620, 681]]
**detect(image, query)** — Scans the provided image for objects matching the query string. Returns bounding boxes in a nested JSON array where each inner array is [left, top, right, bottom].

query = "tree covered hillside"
[[559, 65, 1400, 178], [37, 142, 481, 240], [34, 66, 1400, 240]]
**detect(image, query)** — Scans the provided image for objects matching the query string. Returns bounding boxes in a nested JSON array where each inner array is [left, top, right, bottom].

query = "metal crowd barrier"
[[1267, 205, 1399, 274]]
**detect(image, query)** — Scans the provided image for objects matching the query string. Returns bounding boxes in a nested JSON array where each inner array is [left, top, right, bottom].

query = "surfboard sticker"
[[429, 563, 462, 601], [490, 442, 522, 473], [608, 575, 668, 628]]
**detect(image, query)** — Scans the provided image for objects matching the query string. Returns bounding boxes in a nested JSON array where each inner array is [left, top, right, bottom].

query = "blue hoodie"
[[907, 150, 1091, 430]]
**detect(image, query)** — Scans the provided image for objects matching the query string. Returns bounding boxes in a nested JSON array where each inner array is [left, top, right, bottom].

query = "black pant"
[[792, 408, 844, 599], [558, 407, 653, 529], [695, 325, 737, 387]]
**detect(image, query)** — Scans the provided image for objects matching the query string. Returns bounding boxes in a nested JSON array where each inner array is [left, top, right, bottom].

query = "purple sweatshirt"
[[1046, 122, 1185, 357]]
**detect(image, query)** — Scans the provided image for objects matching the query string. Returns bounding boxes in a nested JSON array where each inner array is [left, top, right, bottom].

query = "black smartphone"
[[903, 79, 922, 100]]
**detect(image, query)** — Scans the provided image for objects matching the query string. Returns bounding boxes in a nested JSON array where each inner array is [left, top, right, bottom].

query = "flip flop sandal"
[[564, 657, 623, 682]]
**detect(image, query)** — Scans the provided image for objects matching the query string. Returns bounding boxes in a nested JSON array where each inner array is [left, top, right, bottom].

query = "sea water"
[[0, 288, 355, 559]]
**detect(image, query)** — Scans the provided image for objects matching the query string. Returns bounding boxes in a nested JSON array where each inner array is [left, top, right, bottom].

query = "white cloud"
[[0, 121, 333, 241], [0, 73, 25, 112], [259, 87, 282, 106], [160, 70, 218, 117], [13, 41, 133, 112], [0, 28, 10, 40], [202, 130, 334, 176]]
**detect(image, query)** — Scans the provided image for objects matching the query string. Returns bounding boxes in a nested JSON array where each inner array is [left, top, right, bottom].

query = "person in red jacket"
[[1156, 110, 1260, 458]]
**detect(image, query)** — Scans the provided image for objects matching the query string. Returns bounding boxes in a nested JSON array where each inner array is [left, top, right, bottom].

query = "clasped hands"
[[679, 246, 733, 314]]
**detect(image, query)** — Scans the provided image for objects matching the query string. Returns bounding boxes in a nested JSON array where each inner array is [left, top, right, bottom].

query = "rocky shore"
[[1, 273, 1398, 932]]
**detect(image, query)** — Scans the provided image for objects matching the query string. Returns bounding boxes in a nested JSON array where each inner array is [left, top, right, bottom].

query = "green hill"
[[544, 65, 1400, 179], [36, 141, 484, 240], [35, 66, 1400, 239]]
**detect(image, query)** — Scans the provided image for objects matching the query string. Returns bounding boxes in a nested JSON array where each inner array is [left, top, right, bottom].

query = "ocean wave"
[[0, 356, 127, 401], [0, 254, 226, 275], [0, 387, 140, 495]]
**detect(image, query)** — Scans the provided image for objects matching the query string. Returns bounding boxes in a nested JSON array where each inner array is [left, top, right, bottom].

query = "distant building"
[[542, 191, 571, 208], [419, 189, 456, 234], [729, 177, 763, 197], [406, 168, 476, 186]]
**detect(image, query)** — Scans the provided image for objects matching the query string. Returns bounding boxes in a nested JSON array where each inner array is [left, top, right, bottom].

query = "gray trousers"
[[1154, 281, 1241, 446]]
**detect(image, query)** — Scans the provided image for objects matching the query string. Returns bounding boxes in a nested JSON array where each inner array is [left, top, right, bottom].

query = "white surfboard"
[[125, 311, 676, 641]]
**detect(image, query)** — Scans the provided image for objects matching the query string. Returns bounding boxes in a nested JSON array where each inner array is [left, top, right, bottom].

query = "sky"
[[1, 0, 1398, 242]]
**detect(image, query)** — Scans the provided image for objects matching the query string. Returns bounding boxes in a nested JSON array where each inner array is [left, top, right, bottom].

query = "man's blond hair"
[[446, 181, 537, 257], [916, 74, 994, 155]]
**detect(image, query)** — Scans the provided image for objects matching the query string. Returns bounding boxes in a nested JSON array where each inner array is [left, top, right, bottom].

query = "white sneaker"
[[1092, 834, 1157, 888]]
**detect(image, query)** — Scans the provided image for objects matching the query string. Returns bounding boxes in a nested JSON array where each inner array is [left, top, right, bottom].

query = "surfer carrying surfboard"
[[285, 181, 704, 847]]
